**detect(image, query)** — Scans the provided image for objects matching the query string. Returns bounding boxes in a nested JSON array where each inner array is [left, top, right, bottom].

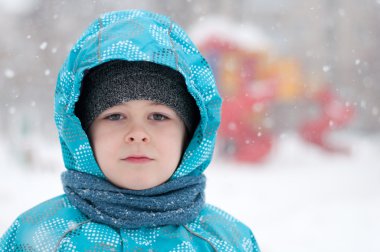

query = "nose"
[[124, 125, 150, 143]]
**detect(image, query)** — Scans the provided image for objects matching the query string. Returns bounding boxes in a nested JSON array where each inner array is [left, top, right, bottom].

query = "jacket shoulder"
[[185, 204, 260, 252], [0, 195, 87, 251], [18, 194, 86, 224]]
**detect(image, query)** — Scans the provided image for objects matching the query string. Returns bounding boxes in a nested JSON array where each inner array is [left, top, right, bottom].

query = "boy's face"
[[88, 100, 187, 190]]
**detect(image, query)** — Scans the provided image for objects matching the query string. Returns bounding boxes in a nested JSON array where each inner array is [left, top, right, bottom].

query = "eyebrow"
[[148, 101, 177, 114]]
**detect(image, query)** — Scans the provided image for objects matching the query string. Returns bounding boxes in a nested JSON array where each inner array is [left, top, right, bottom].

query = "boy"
[[0, 10, 260, 251]]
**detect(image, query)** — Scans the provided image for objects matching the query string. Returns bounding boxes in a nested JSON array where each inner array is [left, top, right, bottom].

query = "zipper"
[[183, 225, 218, 252], [54, 219, 91, 252]]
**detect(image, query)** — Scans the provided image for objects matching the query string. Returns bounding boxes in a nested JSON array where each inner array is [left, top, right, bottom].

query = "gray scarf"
[[61, 170, 205, 229]]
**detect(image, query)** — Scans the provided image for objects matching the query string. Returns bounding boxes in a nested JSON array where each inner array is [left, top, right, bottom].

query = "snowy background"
[[1, 1, 380, 252]]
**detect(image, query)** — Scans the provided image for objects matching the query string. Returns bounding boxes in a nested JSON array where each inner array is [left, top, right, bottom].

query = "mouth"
[[122, 155, 153, 163]]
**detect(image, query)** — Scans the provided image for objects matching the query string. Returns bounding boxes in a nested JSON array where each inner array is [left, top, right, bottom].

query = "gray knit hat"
[[75, 60, 200, 135]]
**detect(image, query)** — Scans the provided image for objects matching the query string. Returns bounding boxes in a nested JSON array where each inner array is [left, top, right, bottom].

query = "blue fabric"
[[0, 10, 261, 251], [62, 170, 205, 229]]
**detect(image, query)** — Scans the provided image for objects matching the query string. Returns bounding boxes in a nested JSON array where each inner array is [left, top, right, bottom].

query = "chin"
[[124, 183, 155, 191], [114, 179, 155, 190]]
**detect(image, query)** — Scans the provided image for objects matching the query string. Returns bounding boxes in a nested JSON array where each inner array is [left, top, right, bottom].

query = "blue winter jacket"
[[0, 10, 260, 252]]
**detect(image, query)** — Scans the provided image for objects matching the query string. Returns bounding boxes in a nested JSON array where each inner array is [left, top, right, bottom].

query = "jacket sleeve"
[[248, 228, 261, 252], [0, 218, 20, 251]]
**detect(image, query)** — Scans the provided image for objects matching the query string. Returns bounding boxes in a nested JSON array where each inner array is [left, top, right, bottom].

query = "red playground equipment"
[[192, 21, 354, 163]]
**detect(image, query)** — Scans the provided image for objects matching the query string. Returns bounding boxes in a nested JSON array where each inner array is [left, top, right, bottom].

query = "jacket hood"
[[54, 10, 222, 179]]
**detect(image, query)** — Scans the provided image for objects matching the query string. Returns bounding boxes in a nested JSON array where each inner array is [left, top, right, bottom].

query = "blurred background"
[[0, 1, 379, 252]]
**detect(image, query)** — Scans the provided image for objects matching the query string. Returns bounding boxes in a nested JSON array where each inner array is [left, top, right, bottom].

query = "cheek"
[[155, 128, 186, 156], [90, 130, 119, 159]]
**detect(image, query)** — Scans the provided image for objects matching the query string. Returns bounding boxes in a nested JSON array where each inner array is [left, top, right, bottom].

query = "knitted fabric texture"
[[61, 170, 206, 229], [75, 60, 200, 134]]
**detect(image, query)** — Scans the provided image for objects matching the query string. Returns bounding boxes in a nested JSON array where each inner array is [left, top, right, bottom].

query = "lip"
[[122, 156, 153, 163]]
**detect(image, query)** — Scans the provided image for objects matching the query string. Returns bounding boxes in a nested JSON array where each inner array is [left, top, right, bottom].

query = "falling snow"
[[322, 65, 331, 72], [39, 41, 48, 50], [0, 2, 379, 252], [4, 69, 15, 79], [228, 122, 237, 130]]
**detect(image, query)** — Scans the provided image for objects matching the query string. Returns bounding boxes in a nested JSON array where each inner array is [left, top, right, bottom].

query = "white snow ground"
[[1, 132, 379, 252]]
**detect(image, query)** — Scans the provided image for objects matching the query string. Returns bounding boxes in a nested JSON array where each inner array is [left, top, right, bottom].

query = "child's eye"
[[149, 113, 169, 121], [105, 114, 124, 121]]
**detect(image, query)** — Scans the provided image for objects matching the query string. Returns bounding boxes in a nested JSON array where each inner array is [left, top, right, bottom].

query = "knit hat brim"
[[75, 60, 200, 135]]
